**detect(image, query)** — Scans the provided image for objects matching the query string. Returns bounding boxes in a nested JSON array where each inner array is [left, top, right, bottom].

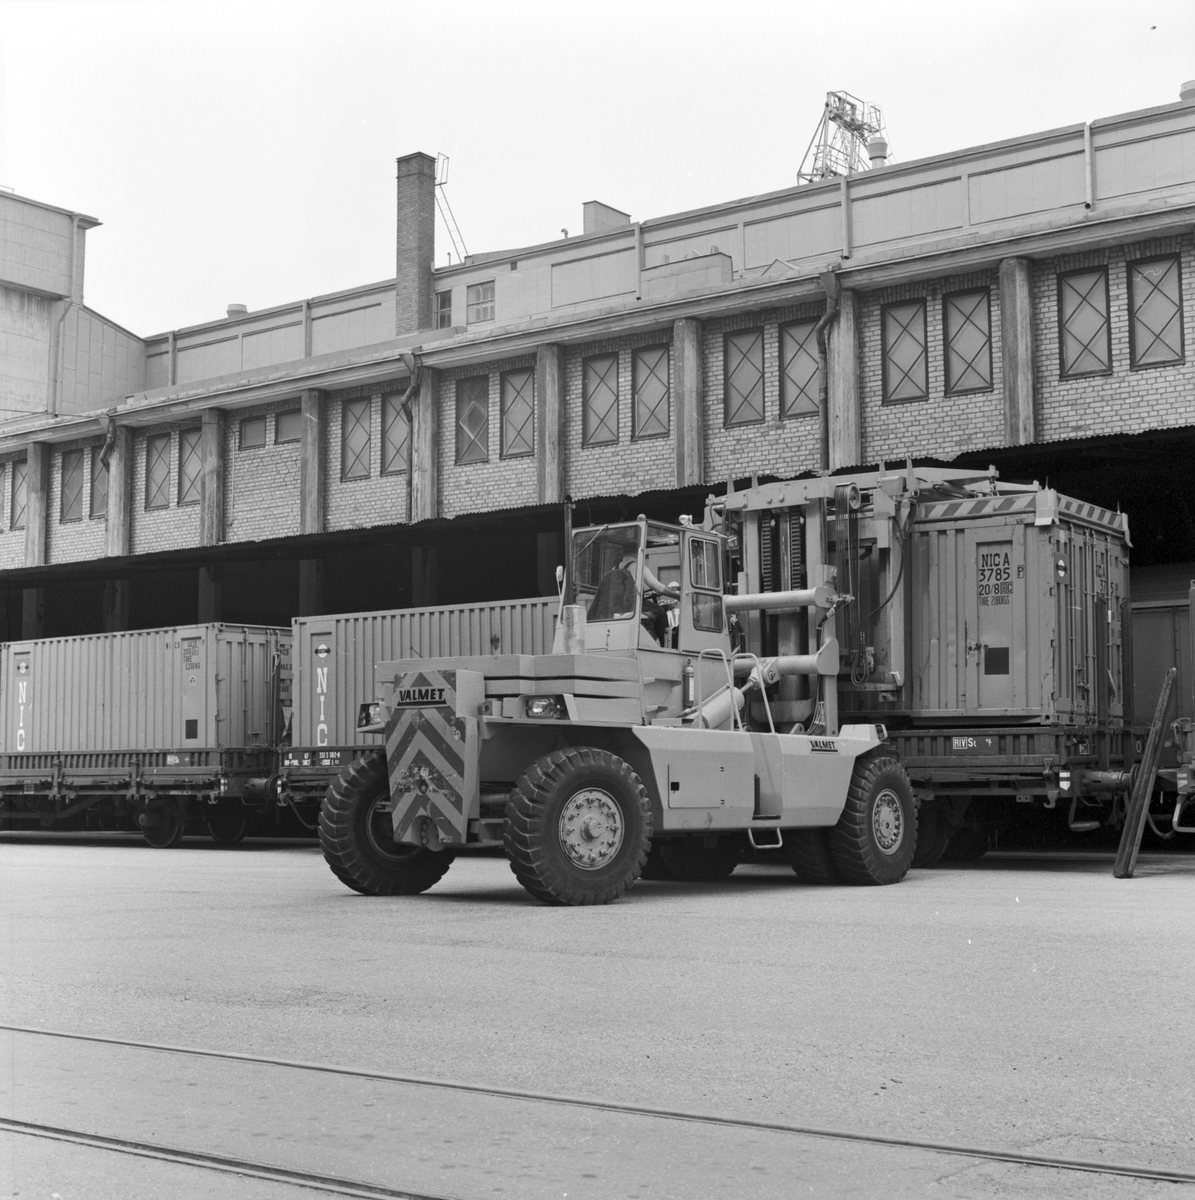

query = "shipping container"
[[279, 598, 557, 798], [0, 624, 289, 844], [850, 489, 1128, 724]]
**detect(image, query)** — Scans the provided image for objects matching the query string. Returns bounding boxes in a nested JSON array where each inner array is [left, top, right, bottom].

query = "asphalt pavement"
[[1, 834, 1193, 1199]]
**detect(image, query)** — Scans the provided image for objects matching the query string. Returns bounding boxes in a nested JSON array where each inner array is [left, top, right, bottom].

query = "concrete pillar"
[[21, 588, 43, 640], [411, 546, 437, 607], [198, 567, 221, 623], [828, 289, 862, 470], [298, 559, 324, 617], [410, 368, 439, 523], [102, 578, 131, 632], [299, 389, 324, 536], [199, 409, 225, 547], [673, 318, 704, 488], [395, 152, 436, 334], [536, 344, 565, 504], [999, 258, 1035, 445], [106, 427, 132, 558], [24, 442, 48, 568]]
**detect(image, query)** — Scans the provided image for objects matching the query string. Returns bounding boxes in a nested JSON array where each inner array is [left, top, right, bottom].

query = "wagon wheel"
[[140, 797, 186, 849]]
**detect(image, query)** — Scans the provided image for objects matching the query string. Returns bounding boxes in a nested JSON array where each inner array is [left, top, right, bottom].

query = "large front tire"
[[828, 754, 916, 885], [320, 754, 455, 896], [505, 748, 651, 906]]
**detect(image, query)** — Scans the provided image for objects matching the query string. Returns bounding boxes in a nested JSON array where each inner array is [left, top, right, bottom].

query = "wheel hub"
[[559, 788, 624, 870], [872, 788, 904, 855]]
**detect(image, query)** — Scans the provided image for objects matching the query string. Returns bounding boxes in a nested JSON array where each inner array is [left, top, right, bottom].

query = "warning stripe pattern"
[[385, 670, 469, 845]]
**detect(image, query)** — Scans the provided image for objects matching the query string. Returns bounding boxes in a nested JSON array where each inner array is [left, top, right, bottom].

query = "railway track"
[[3, 1023, 1192, 1194]]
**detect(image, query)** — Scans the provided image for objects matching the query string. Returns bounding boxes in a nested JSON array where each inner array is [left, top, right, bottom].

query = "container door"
[[10, 650, 32, 752], [970, 536, 1017, 711], [180, 635, 206, 744]]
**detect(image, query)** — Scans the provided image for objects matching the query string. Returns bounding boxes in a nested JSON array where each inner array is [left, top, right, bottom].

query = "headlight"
[[525, 696, 564, 719]]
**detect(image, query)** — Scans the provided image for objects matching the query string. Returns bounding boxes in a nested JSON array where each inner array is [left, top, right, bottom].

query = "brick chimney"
[[396, 152, 436, 334]]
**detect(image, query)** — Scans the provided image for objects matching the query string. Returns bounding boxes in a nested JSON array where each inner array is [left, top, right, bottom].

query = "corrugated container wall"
[[292, 597, 558, 747], [905, 499, 1128, 723], [0, 625, 289, 754], [1130, 598, 1193, 764]]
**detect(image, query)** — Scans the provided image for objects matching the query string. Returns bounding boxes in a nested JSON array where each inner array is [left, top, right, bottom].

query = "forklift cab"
[[566, 518, 730, 658]]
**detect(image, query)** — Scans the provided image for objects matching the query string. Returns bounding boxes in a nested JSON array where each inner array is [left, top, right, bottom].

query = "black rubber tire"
[[828, 753, 916, 885], [207, 804, 250, 846], [943, 825, 992, 862], [912, 802, 953, 868], [640, 841, 675, 881], [659, 837, 739, 881], [783, 828, 841, 884], [505, 747, 651, 906], [319, 753, 455, 896], [140, 797, 186, 849]]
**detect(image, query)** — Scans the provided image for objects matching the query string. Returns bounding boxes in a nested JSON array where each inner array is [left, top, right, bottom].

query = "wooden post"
[[673, 318, 704, 488], [828, 289, 861, 470], [1113, 668, 1175, 878], [536, 344, 564, 504], [410, 368, 439, 523], [106, 427, 132, 558], [299, 389, 325, 536], [199, 409, 225, 547], [24, 443, 48, 568], [999, 257, 1035, 445]]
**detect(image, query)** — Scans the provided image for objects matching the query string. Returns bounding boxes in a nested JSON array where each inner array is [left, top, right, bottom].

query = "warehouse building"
[[1, 87, 1194, 636]]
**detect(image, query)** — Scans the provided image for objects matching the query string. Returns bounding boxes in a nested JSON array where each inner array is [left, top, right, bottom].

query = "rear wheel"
[[320, 754, 455, 895], [140, 797, 186, 849], [828, 754, 916, 885], [659, 837, 739, 882], [912, 801, 953, 868], [207, 803, 249, 845], [505, 747, 651, 906], [640, 841, 675, 881], [783, 828, 841, 884]]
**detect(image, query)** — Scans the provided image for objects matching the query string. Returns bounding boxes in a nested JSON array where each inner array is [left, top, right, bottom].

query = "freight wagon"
[[0, 624, 289, 846], [277, 598, 557, 818]]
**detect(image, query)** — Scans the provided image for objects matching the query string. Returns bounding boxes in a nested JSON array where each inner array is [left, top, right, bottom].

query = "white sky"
[[2, 0, 1193, 338]]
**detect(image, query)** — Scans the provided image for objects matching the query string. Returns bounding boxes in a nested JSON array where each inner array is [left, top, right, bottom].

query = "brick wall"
[[1034, 234, 1195, 444], [439, 354, 538, 519], [129, 427, 200, 555], [563, 331, 677, 502], [324, 378, 410, 533], [859, 269, 1004, 463], [703, 302, 824, 483], [0, 456, 20, 570], [46, 439, 107, 564], [225, 402, 302, 544]]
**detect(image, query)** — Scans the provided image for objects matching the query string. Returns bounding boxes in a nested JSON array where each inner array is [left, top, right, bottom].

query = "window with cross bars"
[[90, 446, 108, 519], [60, 449, 84, 522], [944, 290, 993, 395], [145, 433, 170, 509], [456, 376, 489, 464], [632, 347, 669, 440], [583, 354, 619, 446], [11, 459, 26, 530], [882, 301, 928, 402], [1129, 256, 1183, 368], [342, 398, 371, 480], [501, 369, 535, 458], [780, 321, 819, 418], [466, 282, 494, 324], [724, 330, 765, 425], [178, 428, 202, 506], [382, 394, 410, 474], [1058, 268, 1111, 377]]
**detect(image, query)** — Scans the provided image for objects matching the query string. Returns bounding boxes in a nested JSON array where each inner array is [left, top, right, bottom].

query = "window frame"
[[723, 328, 766, 427], [341, 397, 372, 481], [942, 287, 994, 397], [381, 393, 410, 475], [500, 367, 535, 459], [1057, 266, 1113, 379], [177, 427, 203, 507], [144, 432, 171, 510], [11, 459, 26, 530], [90, 445, 109, 520], [582, 353, 620, 447], [275, 409, 302, 445], [881, 298, 929, 404], [779, 319, 820, 419], [465, 281, 495, 325], [455, 375, 490, 465], [59, 448, 84, 523], [1128, 254, 1185, 370], [631, 345, 670, 441], [238, 415, 267, 450], [435, 289, 453, 330]]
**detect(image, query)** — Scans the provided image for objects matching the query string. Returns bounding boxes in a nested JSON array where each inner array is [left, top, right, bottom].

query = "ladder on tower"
[[435, 154, 468, 264]]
